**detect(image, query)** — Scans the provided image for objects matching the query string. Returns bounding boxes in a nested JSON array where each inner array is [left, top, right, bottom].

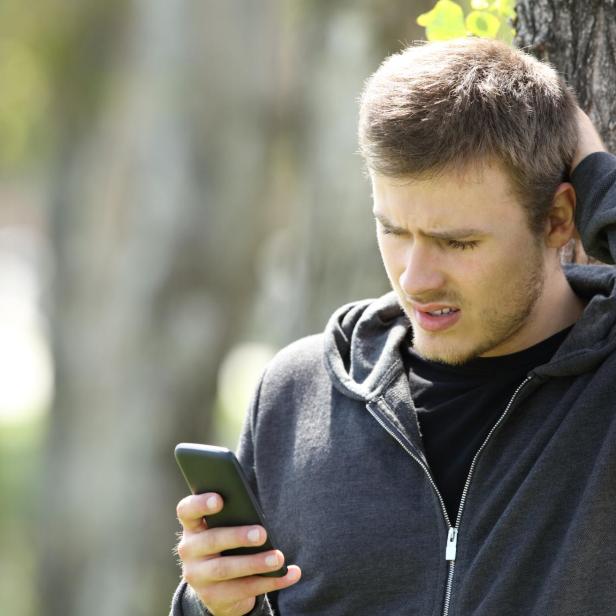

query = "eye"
[[377, 224, 404, 237], [447, 239, 479, 251]]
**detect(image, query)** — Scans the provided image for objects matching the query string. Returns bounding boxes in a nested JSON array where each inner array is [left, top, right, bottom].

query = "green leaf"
[[496, 22, 515, 45], [465, 10, 501, 38], [417, 0, 467, 41], [491, 0, 516, 19]]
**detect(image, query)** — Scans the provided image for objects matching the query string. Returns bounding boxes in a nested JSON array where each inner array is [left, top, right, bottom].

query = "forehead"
[[370, 162, 525, 231]]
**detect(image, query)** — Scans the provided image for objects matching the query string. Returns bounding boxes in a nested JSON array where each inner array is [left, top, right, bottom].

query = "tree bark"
[[515, 0, 616, 264]]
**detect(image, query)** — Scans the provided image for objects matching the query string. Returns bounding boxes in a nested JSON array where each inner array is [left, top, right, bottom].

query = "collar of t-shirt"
[[401, 325, 573, 524]]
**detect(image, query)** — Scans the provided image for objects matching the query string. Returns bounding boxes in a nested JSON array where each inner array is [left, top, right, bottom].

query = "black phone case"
[[174, 442, 287, 577]]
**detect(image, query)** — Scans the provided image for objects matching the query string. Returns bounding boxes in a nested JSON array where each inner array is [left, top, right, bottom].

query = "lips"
[[412, 303, 461, 332]]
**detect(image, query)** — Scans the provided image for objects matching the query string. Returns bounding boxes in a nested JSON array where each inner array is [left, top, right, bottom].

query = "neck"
[[524, 266, 585, 347]]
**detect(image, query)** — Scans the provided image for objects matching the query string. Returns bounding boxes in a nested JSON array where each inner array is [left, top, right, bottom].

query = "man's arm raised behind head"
[[569, 108, 616, 264], [571, 108, 607, 172]]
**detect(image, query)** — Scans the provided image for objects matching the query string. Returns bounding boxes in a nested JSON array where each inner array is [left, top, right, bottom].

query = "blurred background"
[[0, 1, 432, 613], [2, 0, 613, 613]]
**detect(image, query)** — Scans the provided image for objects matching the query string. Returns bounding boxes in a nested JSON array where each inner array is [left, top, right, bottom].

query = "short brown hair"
[[358, 38, 578, 235]]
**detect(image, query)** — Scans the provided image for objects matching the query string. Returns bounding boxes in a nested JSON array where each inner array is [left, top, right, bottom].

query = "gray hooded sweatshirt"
[[171, 153, 616, 616]]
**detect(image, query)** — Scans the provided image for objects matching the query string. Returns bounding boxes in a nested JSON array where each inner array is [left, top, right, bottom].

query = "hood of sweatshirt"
[[324, 264, 616, 401]]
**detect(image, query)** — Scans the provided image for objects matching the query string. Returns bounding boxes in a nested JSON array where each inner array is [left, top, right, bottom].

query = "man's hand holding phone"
[[176, 493, 301, 616], [174, 443, 302, 616]]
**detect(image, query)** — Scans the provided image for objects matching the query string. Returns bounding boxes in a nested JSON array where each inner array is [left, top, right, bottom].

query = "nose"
[[398, 242, 446, 300]]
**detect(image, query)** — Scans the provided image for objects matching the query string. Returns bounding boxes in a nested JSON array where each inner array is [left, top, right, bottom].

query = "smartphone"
[[174, 442, 287, 577]]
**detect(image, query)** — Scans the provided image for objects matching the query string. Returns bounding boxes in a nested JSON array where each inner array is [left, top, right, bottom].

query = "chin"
[[413, 335, 479, 366]]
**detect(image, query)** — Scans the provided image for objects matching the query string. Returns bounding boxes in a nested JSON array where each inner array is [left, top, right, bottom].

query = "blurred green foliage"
[[0, 39, 48, 169], [417, 0, 515, 43], [0, 2, 52, 171], [0, 417, 46, 615], [0, 0, 128, 173]]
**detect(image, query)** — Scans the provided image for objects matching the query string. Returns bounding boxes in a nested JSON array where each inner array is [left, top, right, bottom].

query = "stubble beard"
[[407, 250, 546, 366]]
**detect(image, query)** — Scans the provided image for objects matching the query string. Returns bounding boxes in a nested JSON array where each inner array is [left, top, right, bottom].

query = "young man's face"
[[371, 162, 551, 365]]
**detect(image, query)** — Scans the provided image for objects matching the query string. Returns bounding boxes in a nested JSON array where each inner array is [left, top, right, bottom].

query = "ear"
[[544, 182, 576, 248]]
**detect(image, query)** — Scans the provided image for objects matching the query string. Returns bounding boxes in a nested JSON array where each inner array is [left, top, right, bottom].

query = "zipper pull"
[[446, 527, 458, 561]]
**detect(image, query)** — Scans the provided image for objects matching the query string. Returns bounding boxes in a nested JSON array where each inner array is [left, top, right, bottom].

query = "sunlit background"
[[0, 1, 518, 614]]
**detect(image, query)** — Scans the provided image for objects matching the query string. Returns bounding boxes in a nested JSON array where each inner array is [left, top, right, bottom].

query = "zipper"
[[441, 375, 534, 616], [365, 403, 456, 613], [366, 404, 452, 527], [368, 374, 534, 616]]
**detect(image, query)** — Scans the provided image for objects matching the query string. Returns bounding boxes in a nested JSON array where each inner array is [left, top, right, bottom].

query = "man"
[[172, 38, 616, 615]]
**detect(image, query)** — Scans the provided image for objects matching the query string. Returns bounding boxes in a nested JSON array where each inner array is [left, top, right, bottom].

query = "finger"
[[179, 525, 268, 560], [176, 493, 223, 533], [192, 565, 302, 609], [199, 550, 286, 582]]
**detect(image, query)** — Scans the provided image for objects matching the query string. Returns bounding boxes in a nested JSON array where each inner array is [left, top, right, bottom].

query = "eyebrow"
[[372, 212, 486, 240]]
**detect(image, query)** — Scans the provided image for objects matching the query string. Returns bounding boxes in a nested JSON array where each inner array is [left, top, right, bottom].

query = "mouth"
[[411, 303, 461, 332]]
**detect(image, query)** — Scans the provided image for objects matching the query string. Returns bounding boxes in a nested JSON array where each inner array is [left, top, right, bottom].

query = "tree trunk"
[[515, 0, 616, 264], [39, 1, 280, 614]]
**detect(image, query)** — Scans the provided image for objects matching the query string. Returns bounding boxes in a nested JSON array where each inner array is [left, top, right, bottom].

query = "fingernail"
[[265, 553, 280, 568], [247, 527, 262, 544], [287, 567, 300, 581], [206, 495, 218, 511]]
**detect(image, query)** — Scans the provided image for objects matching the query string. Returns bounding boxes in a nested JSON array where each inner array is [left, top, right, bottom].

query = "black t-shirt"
[[402, 326, 572, 524]]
